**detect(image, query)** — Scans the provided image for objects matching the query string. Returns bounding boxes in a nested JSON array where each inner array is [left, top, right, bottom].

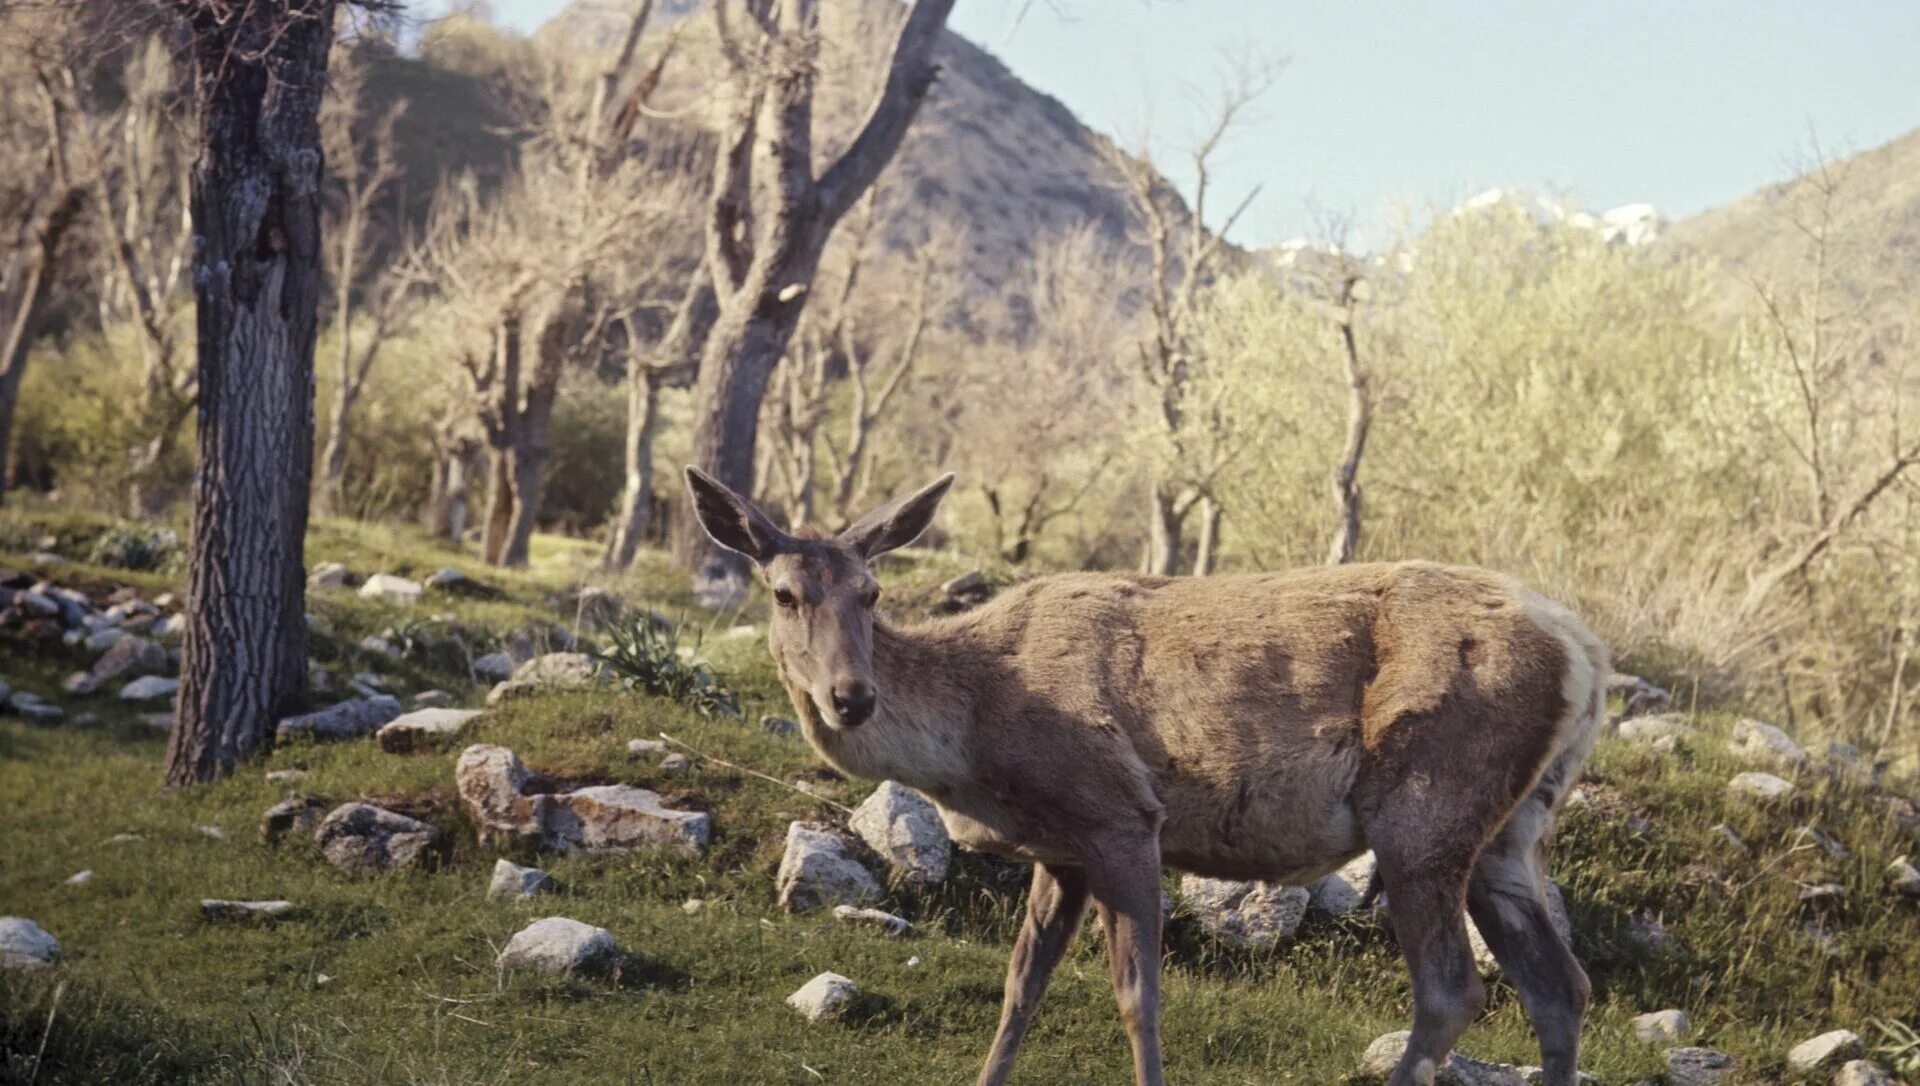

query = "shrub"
[[87, 524, 182, 571], [594, 615, 741, 720]]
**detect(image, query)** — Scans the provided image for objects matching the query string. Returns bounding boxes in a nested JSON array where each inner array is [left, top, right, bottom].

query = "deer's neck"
[[806, 618, 978, 791]]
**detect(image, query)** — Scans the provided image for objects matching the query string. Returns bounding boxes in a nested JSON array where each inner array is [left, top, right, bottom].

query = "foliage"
[[594, 613, 741, 720], [85, 524, 181, 572]]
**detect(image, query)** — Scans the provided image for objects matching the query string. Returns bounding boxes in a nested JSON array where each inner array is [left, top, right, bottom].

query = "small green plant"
[[86, 524, 181, 571], [1870, 1017, 1920, 1077], [594, 615, 741, 719]]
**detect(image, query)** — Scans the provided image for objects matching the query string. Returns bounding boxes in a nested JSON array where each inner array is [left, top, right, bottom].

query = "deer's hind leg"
[[977, 863, 1090, 1086], [1465, 784, 1589, 1086], [1369, 824, 1486, 1086]]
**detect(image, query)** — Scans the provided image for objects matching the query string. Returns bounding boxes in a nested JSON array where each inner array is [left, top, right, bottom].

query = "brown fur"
[[686, 470, 1608, 1086]]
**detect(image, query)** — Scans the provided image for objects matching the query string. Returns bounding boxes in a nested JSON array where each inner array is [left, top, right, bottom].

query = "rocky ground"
[[2, 509, 1918, 1084]]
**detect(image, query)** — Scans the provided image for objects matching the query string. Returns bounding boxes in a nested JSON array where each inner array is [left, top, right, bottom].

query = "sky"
[[421, 0, 1919, 250]]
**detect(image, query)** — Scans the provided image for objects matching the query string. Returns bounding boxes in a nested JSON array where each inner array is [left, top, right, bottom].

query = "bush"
[[87, 524, 182, 571], [594, 615, 740, 720]]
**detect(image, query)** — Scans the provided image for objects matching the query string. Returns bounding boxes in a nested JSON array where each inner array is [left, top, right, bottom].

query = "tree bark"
[[1325, 289, 1372, 566], [606, 277, 715, 569], [316, 379, 357, 515], [1144, 480, 1183, 576], [0, 188, 84, 506], [482, 445, 513, 564], [166, 0, 336, 788], [1193, 494, 1222, 576]]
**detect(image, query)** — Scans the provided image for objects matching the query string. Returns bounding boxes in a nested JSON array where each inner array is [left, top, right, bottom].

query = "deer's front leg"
[[978, 862, 1090, 1086], [1089, 837, 1167, 1086]]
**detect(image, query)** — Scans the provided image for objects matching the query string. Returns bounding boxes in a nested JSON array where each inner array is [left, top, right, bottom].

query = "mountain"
[[1665, 127, 1920, 322]]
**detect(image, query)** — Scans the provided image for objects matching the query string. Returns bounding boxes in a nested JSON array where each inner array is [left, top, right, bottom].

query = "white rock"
[[848, 781, 951, 884], [411, 689, 453, 708], [1355, 1031, 1528, 1084], [833, 905, 912, 937], [1617, 713, 1695, 742], [265, 769, 308, 784], [509, 652, 602, 689], [358, 636, 399, 659], [358, 573, 422, 602], [1663, 1046, 1736, 1085], [627, 738, 666, 756], [682, 898, 706, 916], [201, 899, 293, 920], [197, 824, 228, 840], [1834, 1059, 1895, 1086], [260, 798, 325, 844], [118, 675, 179, 702], [786, 971, 859, 1022], [1889, 857, 1920, 898], [1308, 851, 1378, 916], [1728, 771, 1794, 801], [1730, 718, 1806, 767], [1786, 1030, 1861, 1073], [456, 744, 711, 855], [1631, 1009, 1691, 1044], [376, 707, 482, 753], [0, 917, 59, 963], [85, 627, 126, 653], [658, 752, 691, 775], [1179, 875, 1310, 949], [93, 634, 168, 681], [154, 614, 186, 641], [64, 870, 93, 886], [487, 859, 553, 900], [425, 568, 470, 590], [496, 917, 622, 978], [308, 562, 349, 590], [777, 822, 882, 913]]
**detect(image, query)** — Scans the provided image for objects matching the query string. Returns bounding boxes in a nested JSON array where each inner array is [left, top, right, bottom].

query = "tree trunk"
[[1325, 295, 1371, 566], [444, 447, 472, 544], [0, 183, 85, 506], [502, 444, 547, 567], [166, 0, 336, 788], [482, 445, 513, 565], [1144, 480, 1183, 576], [1193, 495, 1222, 576], [605, 371, 663, 569], [678, 296, 811, 576], [316, 379, 355, 516]]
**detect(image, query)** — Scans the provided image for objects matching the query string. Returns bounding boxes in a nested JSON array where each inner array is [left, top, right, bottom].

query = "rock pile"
[[456, 744, 711, 855]]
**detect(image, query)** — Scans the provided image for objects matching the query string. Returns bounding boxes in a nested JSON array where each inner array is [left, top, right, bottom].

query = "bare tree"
[[1111, 58, 1277, 575], [315, 43, 410, 516], [766, 193, 943, 528], [71, 37, 197, 514], [677, 0, 957, 582], [166, 0, 339, 787], [0, 61, 86, 502], [1322, 264, 1373, 565]]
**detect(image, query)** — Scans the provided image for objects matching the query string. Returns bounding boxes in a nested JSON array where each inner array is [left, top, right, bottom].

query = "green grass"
[[3, 512, 1918, 1084]]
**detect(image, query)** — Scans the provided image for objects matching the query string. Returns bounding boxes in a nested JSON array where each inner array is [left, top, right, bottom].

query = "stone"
[[154, 614, 186, 641], [1728, 771, 1794, 801], [84, 627, 125, 653], [1607, 672, 1671, 719], [1179, 875, 1310, 949], [848, 781, 951, 884], [261, 798, 326, 844], [1889, 857, 1920, 898], [5, 690, 63, 724], [1617, 713, 1695, 742], [487, 858, 553, 900], [1834, 1060, 1895, 1086], [92, 634, 169, 682], [425, 568, 470, 591], [777, 822, 883, 913], [308, 562, 349, 590], [62, 671, 102, 696], [472, 652, 514, 681], [64, 870, 92, 886], [1663, 1047, 1735, 1086], [761, 714, 799, 738], [0, 917, 58, 964], [1308, 851, 1379, 916], [411, 689, 453, 708], [276, 695, 403, 742], [1650, 734, 1678, 754], [1355, 1032, 1527, 1084], [313, 803, 438, 872], [197, 824, 228, 840], [358, 635, 399, 658], [1791, 825, 1851, 858], [510, 652, 602, 689], [1630, 1009, 1691, 1044], [455, 744, 711, 855], [658, 752, 691, 775], [118, 675, 179, 701], [832, 905, 912, 937], [265, 769, 308, 784], [496, 917, 622, 978], [376, 708, 482, 753], [1786, 1030, 1862, 1073], [1731, 718, 1806, 767], [201, 899, 293, 921], [627, 738, 666, 756], [786, 971, 859, 1022], [358, 573, 423, 602], [18, 590, 59, 617]]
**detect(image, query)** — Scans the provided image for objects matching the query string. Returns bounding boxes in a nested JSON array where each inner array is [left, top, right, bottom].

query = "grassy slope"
[[3, 511, 1917, 1084]]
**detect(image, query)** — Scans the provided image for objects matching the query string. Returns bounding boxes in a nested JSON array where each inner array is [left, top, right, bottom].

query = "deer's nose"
[[832, 679, 876, 727]]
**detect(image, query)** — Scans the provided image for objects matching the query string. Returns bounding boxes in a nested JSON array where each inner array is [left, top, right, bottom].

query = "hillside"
[[1666, 127, 1920, 324], [3, 509, 1920, 1083]]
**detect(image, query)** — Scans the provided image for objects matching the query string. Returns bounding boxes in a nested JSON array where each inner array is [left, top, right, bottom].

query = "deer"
[[684, 467, 1608, 1086]]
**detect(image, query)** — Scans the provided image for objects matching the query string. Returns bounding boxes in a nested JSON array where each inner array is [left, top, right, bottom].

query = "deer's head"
[[684, 467, 953, 730]]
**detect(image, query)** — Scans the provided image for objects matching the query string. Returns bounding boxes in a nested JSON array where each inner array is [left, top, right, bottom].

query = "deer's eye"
[[773, 588, 798, 610]]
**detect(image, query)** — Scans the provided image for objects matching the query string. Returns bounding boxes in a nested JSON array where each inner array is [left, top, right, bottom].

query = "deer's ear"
[[839, 474, 954, 560], [683, 466, 790, 564]]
